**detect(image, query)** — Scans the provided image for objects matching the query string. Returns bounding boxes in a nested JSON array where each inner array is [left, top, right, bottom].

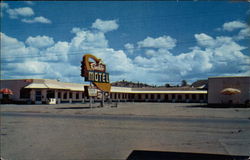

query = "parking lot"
[[1, 103, 250, 160]]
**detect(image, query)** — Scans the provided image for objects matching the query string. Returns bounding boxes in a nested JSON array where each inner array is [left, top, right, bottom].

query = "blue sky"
[[1, 1, 250, 85]]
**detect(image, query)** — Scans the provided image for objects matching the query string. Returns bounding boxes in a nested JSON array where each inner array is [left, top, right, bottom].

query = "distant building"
[[208, 76, 250, 105], [0, 79, 207, 104], [191, 79, 208, 90]]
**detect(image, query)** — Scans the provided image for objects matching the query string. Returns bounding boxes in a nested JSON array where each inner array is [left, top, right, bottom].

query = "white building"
[[0, 79, 207, 104]]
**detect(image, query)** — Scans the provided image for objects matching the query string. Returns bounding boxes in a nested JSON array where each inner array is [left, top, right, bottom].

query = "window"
[[145, 94, 148, 99], [151, 94, 154, 99], [57, 92, 61, 98], [157, 94, 161, 99], [20, 88, 30, 99], [192, 94, 196, 100], [63, 93, 67, 99], [47, 90, 55, 98], [172, 94, 176, 99], [131, 94, 135, 99], [82, 92, 85, 98], [165, 94, 168, 100], [76, 93, 79, 99], [138, 94, 141, 99], [185, 94, 189, 99], [69, 93, 72, 99], [178, 95, 182, 100], [199, 94, 204, 100]]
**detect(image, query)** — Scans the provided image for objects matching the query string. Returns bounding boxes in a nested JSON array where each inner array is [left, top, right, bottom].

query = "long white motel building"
[[1, 76, 249, 105], [0, 79, 207, 104]]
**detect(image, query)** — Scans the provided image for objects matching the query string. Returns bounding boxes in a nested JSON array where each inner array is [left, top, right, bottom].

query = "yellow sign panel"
[[81, 54, 111, 92]]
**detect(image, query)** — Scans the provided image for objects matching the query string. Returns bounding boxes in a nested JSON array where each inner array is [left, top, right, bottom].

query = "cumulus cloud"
[[25, 1, 35, 5], [137, 36, 176, 50], [222, 21, 248, 32], [1, 19, 249, 85], [22, 16, 52, 24], [124, 43, 134, 54], [92, 19, 119, 33], [26, 35, 54, 48], [7, 7, 34, 19]]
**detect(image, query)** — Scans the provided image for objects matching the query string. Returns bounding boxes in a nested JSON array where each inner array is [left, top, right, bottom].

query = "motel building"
[[0, 79, 207, 104]]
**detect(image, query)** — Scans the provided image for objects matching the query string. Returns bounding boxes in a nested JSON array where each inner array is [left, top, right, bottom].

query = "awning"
[[221, 88, 241, 95]]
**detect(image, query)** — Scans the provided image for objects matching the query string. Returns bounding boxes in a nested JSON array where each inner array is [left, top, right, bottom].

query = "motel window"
[[63, 93, 67, 99], [131, 94, 135, 99], [69, 93, 72, 99], [47, 90, 55, 98], [185, 94, 189, 99], [165, 94, 168, 100], [58, 92, 61, 98], [145, 94, 148, 99], [172, 94, 176, 99], [76, 93, 79, 99], [20, 88, 30, 99], [82, 92, 85, 98], [118, 94, 120, 99], [192, 94, 196, 100], [178, 95, 182, 100], [138, 94, 141, 100], [151, 94, 154, 99], [157, 94, 161, 99], [199, 94, 204, 100]]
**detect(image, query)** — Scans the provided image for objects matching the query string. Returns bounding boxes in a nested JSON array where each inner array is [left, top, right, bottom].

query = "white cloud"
[[22, 16, 52, 24], [222, 21, 248, 32], [92, 19, 119, 33], [1, 32, 29, 61], [137, 36, 176, 50], [194, 33, 215, 47], [25, 1, 35, 5], [124, 43, 134, 54], [26, 35, 54, 48], [1, 19, 249, 85], [236, 27, 250, 40], [41, 41, 69, 62], [7, 7, 34, 19]]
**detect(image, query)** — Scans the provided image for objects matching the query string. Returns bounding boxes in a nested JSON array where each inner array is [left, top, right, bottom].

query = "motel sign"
[[81, 54, 111, 92]]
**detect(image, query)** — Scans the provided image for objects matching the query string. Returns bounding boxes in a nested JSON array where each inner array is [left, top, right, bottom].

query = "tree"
[[181, 80, 187, 87], [165, 83, 171, 87]]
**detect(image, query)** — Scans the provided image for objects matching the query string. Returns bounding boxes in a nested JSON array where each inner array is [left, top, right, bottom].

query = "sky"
[[1, 1, 250, 85]]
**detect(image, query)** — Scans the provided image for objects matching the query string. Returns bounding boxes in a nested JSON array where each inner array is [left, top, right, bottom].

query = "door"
[[35, 90, 42, 104]]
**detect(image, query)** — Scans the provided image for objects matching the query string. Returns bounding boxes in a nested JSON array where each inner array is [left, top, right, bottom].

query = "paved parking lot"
[[1, 103, 250, 160]]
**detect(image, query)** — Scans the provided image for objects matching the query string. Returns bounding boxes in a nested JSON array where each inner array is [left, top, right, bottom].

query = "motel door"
[[35, 90, 42, 104]]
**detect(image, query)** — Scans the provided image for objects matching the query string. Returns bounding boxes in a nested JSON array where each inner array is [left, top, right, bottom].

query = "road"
[[1, 110, 250, 160]]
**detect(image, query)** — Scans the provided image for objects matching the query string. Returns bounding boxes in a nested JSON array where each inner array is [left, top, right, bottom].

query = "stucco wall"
[[208, 77, 250, 104], [0, 79, 32, 101]]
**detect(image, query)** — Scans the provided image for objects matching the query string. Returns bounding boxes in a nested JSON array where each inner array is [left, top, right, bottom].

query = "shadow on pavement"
[[184, 104, 249, 108], [55, 107, 91, 109], [127, 150, 249, 160]]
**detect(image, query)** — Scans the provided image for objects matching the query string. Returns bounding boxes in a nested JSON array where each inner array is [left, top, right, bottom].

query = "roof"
[[191, 80, 208, 88], [24, 79, 85, 91], [111, 87, 207, 94]]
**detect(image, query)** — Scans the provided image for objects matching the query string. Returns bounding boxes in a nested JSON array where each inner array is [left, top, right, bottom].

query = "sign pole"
[[89, 82, 92, 109], [101, 91, 105, 107]]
